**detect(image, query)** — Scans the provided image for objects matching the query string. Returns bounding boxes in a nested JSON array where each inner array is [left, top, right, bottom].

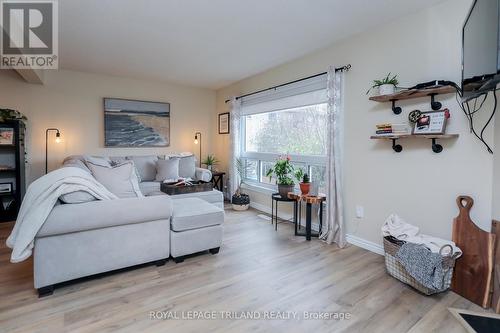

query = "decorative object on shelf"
[[0, 108, 27, 126], [104, 98, 170, 147], [369, 85, 455, 115], [0, 127, 14, 145], [373, 123, 410, 137], [294, 168, 311, 195], [366, 73, 399, 96], [408, 110, 422, 123], [412, 109, 450, 136], [0, 182, 13, 194], [266, 155, 295, 198], [232, 157, 250, 211], [45, 128, 62, 174], [370, 134, 459, 153], [218, 112, 230, 134], [202, 154, 219, 172], [194, 132, 202, 167]]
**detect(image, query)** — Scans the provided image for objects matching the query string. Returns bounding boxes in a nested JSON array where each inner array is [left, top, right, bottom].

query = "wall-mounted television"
[[462, 0, 500, 101]]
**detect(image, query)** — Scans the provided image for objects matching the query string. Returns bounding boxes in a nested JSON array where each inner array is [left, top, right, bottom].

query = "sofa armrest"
[[38, 196, 173, 237], [195, 167, 212, 182]]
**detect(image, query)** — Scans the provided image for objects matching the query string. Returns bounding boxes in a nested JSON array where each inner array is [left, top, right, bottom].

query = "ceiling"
[[59, 0, 446, 89]]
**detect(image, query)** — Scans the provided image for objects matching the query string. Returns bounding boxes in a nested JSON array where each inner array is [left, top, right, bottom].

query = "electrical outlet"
[[355, 205, 364, 219]]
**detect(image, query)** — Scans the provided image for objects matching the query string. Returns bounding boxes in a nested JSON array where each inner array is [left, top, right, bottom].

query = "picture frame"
[[0, 128, 14, 145], [0, 182, 13, 194], [104, 98, 170, 147], [412, 110, 447, 135], [218, 112, 230, 134]]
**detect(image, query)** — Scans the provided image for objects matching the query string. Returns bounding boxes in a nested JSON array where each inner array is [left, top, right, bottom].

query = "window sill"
[[241, 182, 276, 195]]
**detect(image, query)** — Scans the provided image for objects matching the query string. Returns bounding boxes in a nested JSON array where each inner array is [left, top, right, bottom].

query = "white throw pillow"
[[156, 158, 180, 182], [177, 154, 196, 179], [87, 161, 143, 198]]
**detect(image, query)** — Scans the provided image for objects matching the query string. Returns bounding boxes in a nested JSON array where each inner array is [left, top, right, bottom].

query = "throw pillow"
[[87, 161, 143, 198], [156, 158, 180, 182], [84, 155, 112, 168], [178, 154, 196, 179], [126, 155, 158, 181]]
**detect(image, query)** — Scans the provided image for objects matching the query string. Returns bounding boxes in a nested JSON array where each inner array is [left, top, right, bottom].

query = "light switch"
[[356, 205, 364, 219]]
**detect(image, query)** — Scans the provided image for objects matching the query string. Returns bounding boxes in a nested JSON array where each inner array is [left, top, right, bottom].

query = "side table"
[[211, 171, 225, 192], [271, 193, 295, 231], [288, 193, 326, 241]]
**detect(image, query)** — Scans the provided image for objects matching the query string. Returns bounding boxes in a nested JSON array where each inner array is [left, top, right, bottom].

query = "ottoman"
[[170, 197, 224, 262]]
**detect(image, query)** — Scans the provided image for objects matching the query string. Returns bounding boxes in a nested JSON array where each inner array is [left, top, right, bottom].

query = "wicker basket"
[[383, 237, 457, 295]]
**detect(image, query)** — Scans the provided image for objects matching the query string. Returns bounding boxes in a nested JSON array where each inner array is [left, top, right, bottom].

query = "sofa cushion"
[[84, 155, 112, 167], [87, 161, 143, 198], [38, 196, 173, 237], [59, 191, 97, 204], [171, 198, 223, 232], [170, 189, 223, 206], [139, 181, 161, 196], [126, 155, 158, 181], [156, 158, 180, 182], [177, 155, 196, 179]]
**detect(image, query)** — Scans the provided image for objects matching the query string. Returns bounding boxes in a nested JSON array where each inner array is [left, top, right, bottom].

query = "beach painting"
[[104, 98, 170, 147]]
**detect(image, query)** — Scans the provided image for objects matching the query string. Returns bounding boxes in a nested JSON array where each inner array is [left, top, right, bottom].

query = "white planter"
[[378, 84, 395, 95]]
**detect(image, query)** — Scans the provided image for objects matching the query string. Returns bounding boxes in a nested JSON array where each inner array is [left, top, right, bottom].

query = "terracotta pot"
[[299, 182, 311, 195]]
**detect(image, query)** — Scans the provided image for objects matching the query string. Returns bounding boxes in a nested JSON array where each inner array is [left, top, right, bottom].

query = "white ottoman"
[[170, 197, 224, 262]]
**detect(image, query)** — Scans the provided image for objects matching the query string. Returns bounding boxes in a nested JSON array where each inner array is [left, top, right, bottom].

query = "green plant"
[[294, 168, 304, 183], [302, 173, 310, 183], [266, 155, 295, 185], [0, 108, 27, 125], [366, 73, 399, 94], [202, 154, 219, 166]]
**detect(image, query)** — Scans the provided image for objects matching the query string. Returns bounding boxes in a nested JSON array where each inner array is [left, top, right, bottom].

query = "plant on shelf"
[[266, 155, 295, 198], [232, 157, 250, 211], [202, 154, 219, 171], [295, 169, 311, 195], [0, 108, 27, 125], [366, 73, 399, 96]]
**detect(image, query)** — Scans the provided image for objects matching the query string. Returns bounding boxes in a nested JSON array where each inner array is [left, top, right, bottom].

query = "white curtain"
[[228, 97, 242, 200], [319, 65, 346, 248]]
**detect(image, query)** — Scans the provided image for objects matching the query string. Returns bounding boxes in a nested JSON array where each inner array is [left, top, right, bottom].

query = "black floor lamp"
[[45, 128, 61, 174], [194, 132, 202, 167]]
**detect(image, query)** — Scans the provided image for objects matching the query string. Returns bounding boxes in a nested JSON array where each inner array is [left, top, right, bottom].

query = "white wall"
[[0, 69, 216, 183], [215, 0, 496, 245]]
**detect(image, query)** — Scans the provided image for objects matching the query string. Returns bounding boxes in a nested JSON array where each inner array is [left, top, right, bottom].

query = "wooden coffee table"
[[288, 193, 326, 241]]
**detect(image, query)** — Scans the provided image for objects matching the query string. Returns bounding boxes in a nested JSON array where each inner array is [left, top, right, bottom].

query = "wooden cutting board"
[[452, 196, 495, 308]]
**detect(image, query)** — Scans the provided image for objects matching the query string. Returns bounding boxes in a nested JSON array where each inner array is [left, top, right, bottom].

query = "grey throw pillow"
[[126, 155, 158, 181], [84, 155, 112, 168], [178, 155, 196, 179], [87, 161, 143, 198], [59, 191, 96, 204], [156, 158, 180, 182]]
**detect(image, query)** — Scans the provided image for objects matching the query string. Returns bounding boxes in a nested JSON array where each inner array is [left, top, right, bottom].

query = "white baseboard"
[[250, 201, 293, 221], [346, 234, 384, 255]]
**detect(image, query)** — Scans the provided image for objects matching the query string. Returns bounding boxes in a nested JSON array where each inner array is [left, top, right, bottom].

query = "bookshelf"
[[0, 120, 26, 222]]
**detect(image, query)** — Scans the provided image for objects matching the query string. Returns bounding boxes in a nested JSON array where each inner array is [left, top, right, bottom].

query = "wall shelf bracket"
[[431, 138, 443, 153], [429, 93, 442, 110], [391, 100, 402, 115], [392, 139, 403, 153]]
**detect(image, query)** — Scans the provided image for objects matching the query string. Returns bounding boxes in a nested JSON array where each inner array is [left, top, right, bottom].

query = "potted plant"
[[202, 154, 219, 172], [266, 155, 295, 198], [366, 73, 399, 96], [295, 169, 311, 195], [231, 157, 250, 211]]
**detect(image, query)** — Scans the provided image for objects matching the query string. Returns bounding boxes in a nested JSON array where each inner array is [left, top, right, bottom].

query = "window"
[[239, 74, 328, 193]]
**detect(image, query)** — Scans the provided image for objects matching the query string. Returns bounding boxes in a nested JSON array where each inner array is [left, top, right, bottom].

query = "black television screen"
[[462, 0, 500, 101]]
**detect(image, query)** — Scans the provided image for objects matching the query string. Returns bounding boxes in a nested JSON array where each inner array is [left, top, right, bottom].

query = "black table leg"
[[319, 202, 323, 235], [294, 200, 298, 235], [275, 201, 278, 231], [271, 197, 274, 225], [298, 203, 301, 230], [306, 202, 312, 241]]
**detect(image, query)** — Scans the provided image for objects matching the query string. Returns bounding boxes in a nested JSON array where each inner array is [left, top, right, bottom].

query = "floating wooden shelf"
[[369, 86, 456, 114], [370, 134, 459, 153]]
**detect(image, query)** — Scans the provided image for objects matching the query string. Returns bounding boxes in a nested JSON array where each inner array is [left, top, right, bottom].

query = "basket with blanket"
[[382, 214, 462, 295]]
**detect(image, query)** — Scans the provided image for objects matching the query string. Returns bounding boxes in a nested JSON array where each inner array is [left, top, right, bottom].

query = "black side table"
[[271, 193, 295, 231], [289, 193, 326, 241], [211, 172, 225, 192]]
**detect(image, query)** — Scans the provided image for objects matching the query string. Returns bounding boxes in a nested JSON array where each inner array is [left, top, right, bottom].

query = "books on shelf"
[[374, 123, 410, 136]]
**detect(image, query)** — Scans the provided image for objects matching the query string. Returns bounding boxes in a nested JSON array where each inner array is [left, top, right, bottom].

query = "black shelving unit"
[[0, 120, 26, 222]]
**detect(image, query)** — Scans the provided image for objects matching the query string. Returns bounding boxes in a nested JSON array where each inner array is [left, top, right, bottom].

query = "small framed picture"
[[0, 128, 14, 145], [412, 110, 448, 135], [218, 112, 230, 134], [0, 182, 13, 194]]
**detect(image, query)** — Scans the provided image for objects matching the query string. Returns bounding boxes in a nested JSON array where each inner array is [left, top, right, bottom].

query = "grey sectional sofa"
[[34, 154, 224, 296]]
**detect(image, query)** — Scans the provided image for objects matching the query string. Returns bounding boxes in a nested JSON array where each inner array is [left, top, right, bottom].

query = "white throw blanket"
[[6, 167, 117, 263], [382, 214, 462, 257]]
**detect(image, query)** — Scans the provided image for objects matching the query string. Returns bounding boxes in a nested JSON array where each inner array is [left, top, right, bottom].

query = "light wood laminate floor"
[[0, 206, 486, 333]]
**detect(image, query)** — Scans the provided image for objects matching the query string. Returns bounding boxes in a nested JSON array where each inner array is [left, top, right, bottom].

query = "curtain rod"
[[224, 64, 351, 103]]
